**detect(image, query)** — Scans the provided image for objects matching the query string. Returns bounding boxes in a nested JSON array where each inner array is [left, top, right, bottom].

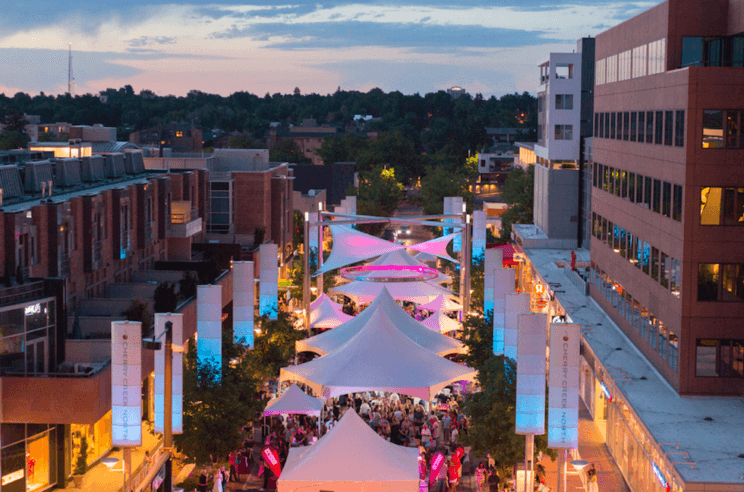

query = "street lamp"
[[570, 460, 590, 471], [143, 321, 174, 492]]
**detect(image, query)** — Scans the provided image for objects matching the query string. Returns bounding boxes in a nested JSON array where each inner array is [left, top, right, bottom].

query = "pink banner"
[[261, 446, 282, 478], [429, 452, 445, 484]]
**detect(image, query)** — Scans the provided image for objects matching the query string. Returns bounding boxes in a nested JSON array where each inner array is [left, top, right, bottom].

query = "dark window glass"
[[651, 247, 660, 281], [602, 218, 608, 244], [634, 237, 642, 269], [605, 113, 610, 138], [614, 169, 621, 197], [662, 181, 672, 217], [595, 113, 599, 137], [630, 112, 637, 141], [703, 110, 724, 148], [603, 165, 609, 192], [644, 176, 652, 209], [609, 167, 615, 195], [599, 113, 605, 138], [621, 171, 628, 199], [646, 111, 654, 143], [607, 221, 614, 248], [623, 112, 630, 140], [698, 263, 719, 301], [642, 241, 650, 274], [655, 111, 664, 144], [627, 232, 636, 263], [664, 110, 674, 145], [629, 173, 636, 202], [726, 110, 742, 148], [722, 264, 744, 302], [593, 163, 598, 187], [611, 112, 616, 139], [673, 184, 683, 222], [636, 174, 644, 204], [722, 187, 738, 225], [675, 110, 685, 147], [617, 112, 623, 139], [619, 228, 627, 257], [0, 308, 24, 337], [661, 253, 670, 289], [638, 112, 645, 143], [653, 179, 662, 213], [696, 339, 744, 378], [682, 37, 704, 67]]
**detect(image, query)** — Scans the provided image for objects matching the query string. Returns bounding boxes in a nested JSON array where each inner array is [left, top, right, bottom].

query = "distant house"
[[268, 122, 337, 165], [485, 127, 520, 143], [129, 124, 203, 153]]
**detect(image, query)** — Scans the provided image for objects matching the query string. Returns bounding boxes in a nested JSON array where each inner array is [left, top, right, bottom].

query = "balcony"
[[167, 201, 202, 238], [0, 281, 45, 309]]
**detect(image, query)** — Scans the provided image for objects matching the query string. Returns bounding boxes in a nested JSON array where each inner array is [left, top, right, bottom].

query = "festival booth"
[[280, 298, 477, 400], [369, 249, 452, 284], [263, 384, 324, 417], [421, 309, 463, 333], [309, 295, 354, 329], [278, 410, 420, 492], [296, 288, 465, 357], [418, 294, 463, 313]]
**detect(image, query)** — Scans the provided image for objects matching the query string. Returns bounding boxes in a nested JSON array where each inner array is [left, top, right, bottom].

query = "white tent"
[[278, 409, 419, 492], [314, 225, 405, 276], [330, 280, 455, 304], [370, 249, 451, 283], [418, 294, 463, 313], [297, 287, 465, 357], [421, 310, 463, 333], [280, 297, 477, 400], [263, 384, 324, 416], [310, 293, 337, 311], [309, 295, 354, 329]]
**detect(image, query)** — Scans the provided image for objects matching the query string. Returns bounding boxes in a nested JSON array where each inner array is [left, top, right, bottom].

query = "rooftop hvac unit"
[[103, 153, 124, 178], [0, 165, 24, 199], [81, 155, 105, 182], [123, 151, 145, 174], [51, 158, 82, 187], [23, 161, 54, 193]]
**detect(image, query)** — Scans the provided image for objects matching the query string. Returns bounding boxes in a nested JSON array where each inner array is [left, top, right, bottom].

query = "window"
[[630, 112, 637, 142], [671, 258, 681, 297], [629, 173, 636, 203], [651, 247, 660, 281], [176, 130, 183, 137], [637, 112, 645, 143], [655, 110, 664, 144], [646, 111, 654, 143], [603, 165, 609, 192], [595, 113, 599, 137], [636, 174, 644, 204], [726, 110, 742, 148], [664, 111, 674, 146], [661, 253, 670, 289], [554, 125, 573, 140], [614, 169, 621, 197], [555, 64, 574, 79], [703, 110, 744, 148], [698, 263, 720, 300], [608, 167, 615, 195], [696, 339, 744, 377], [644, 176, 652, 209], [673, 184, 683, 222], [555, 94, 574, 110], [623, 112, 630, 140], [653, 179, 661, 213], [610, 113, 616, 139], [605, 113, 610, 138], [621, 171, 628, 198], [697, 263, 744, 302], [702, 110, 724, 148], [593, 164, 599, 187], [596, 58, 606, 85], [700, 187, 744, 225], [662, 181, 672, 217], [599, 113, 605, 138], [641, 241, 650, 274], [675, 110, 685, 147], [619, 50, 632, 81], [632, 44, 648, 78]]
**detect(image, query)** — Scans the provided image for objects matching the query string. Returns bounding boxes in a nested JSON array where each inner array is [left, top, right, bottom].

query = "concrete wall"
[[534, 164, 579, 241]]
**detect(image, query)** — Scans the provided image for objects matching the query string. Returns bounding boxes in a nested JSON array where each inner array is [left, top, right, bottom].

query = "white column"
[[346, 196, 356, 217], [308, 212, 319, 268], [515, 312, 548, 435], [154, 313, 183, 434], [452, 196, 463, 252], [232, 261, 255, 348], [112, 321, 142, 447], [197, 284, 223, 377], [548, 323, 581, 449], [259, 243, 279, 319], [493, 268, 515, 355], [472, 210, 486, 263], [484, 248, 503, 315], [505, 293, 531, 362]]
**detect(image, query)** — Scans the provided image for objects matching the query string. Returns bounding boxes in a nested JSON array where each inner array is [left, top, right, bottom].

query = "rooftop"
[[522, 246, 744, 488]]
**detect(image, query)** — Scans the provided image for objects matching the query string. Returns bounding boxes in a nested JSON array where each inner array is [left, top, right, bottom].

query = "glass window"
[[655, 110, 664, 144], [641, 241, 650, 275], [648, 316, 657, 349], [623, 112, 630, 140], [0, 307, 25, 337], [629, 173, 636, 203], [673, 184, 683, 222], [634, 237, 642, 269], [696, 339, 718, 376], [658, 321, 668, 361], [653, 179, 662, 213], [619, 228, 627, 257], [722, 264, 744, 302], [697, 339, 744, 377], [664, 110, 674, 145], [661, 253, 670, 289], [608, 167, 615, 195], [671, 258, 681, 297], [698, 263, 719, 301], [593, 163, 599, 187], [675, 110, 685, 147], [602, 218, 608, 244], [555, 94, 574, 110], [646, 111, 654, 143], [614, 169, 621, 197], [702, 110, 724, 148], [603, 165, 609, 192], [722, 187, 744, 225], [607, 221, 615, 248], [630, 112, 637, 141], [605, 113, 610, 138], [621, 171, 628, 199], [644, 176, 652, 209], [662, 181, 672, 217], [681, 37, 704, 66], [627, 232, 635, 262], [595, 113, 599, 137], [668, 330, 679, 371], [637, 112, 645, 143], [726, 110, 741, 148], [651, 247, 660, 281], [721, 340, 744, 377], [610, 112, 616, 139], [636, 174, 644, 204], [700, 186, 722, 225], [555, 125, 573, 140]]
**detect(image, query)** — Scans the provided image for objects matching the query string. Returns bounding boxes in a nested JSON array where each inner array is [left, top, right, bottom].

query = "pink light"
[[340, 264, 439, 282]]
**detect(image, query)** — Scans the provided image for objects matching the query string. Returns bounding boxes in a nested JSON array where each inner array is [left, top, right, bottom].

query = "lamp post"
[[303, 212, 310, 335]]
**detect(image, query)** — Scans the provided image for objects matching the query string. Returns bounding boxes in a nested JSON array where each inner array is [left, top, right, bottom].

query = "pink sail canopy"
[[278, 409, 419, 492], [408, 232, 459, 263], [421, 310, 463, 333], [309, 295, 354, 329], [369, 249, 451, 283], [263, 384, 324, 416], [418, 294, 463, 312], [313, 225, 405, 276], [297, 287, 464, 357], [330, 279, 455, 304]]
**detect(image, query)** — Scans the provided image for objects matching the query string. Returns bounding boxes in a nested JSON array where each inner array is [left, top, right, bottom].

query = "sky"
[[0, 0, 658, 98]]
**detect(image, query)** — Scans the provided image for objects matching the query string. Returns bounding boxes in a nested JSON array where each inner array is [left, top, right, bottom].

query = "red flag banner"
[[429, 452, 445, 484], [262, 446, 282, 478]]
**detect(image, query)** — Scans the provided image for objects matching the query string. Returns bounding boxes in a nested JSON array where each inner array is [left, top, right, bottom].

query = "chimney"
[[0, 188, 3, 207], [41, 181, 47, 198], [47, 181, 53, 197]]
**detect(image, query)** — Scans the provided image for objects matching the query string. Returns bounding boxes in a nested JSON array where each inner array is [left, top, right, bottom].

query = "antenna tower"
[[68, 44, 75, 97]]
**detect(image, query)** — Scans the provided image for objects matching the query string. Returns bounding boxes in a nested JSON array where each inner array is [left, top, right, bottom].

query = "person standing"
[[475, 462, 487, 490], [442, 413, 452, 443], [212, 470, 223, 492], [198, 469, 208, 492], [587, 463, 599, 492], [229, 452, 238, 482], [487, 467, 500, 492], [447, 457, 460, 492]]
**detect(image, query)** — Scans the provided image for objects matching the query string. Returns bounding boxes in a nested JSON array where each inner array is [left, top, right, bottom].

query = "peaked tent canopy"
[[280, 298, 477, 400], [414, 251, 438, 261], [310, 293, 336, 311], [309, 296, 354, 329], [418, 294, 463, 312], [330, 279, 455, 304], [263, 384, 324, 416], [421, 310, 463, 333], [297, 287, 465, 357], [369, 249, 451, 283], [278, 409, 419, 492]]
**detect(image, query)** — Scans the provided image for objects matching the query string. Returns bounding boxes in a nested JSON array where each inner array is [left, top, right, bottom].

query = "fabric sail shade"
[[421, 310, 463, 333], [330, 279, 454, 304], [309, 295, 354, 329]]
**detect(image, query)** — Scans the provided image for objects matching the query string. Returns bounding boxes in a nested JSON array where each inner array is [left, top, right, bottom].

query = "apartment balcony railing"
[[93, 240, 103, 265], [168, 208, 202, 238], [0, 281, 45, 309]]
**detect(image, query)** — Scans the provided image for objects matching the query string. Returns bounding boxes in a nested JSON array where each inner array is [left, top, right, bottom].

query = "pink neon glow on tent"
[[421, 309, 463, 333], [407, 232, 459, 263], [330, 279, 455, 304], [369, 249, 452, 283], [263, 384, 324, 416]]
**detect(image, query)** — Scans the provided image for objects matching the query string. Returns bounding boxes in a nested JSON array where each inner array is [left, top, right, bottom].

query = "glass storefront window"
[[71, 411, 112, 468], [0, 425, 56, 492], [0, 299, 56, 376], [26, 431, 52, 492]]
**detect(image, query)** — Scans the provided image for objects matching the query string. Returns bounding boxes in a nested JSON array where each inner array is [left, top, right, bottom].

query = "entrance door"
[[26, 338, 47, 374]]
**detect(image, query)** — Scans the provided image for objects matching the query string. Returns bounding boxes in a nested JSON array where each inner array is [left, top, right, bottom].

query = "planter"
[[72, 475, 84, 488]]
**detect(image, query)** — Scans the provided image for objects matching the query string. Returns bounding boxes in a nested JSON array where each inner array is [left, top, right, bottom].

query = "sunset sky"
[[0, 0, 656, 98]]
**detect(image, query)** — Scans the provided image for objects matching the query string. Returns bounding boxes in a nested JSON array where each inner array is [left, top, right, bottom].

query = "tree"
[[498, 165, 535, 242], [316, 133, 369, 165], [355, 130, 424, 185], [248, 313, 306, 380], [254, 226, 266, 245], [179, 271, 198, 300], [293, 210, 304, 251], [227, 134, 261, 149], [0, 130, 29, 151], [288, 249, 335, 304], [270, 139, 310, 164], [153, 281, 179, 313], [122, 298, 151, 337], [354, 165, 403, 235], [415, 164, 473, 215]]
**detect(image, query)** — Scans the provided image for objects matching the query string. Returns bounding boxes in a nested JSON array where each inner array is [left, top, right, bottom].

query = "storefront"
[[70, 411, 112, 470], [0, 424, 57, 492]]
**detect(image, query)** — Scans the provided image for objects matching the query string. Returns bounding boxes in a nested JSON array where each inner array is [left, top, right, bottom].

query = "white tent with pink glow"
[[369, 249, 452, 283], [309, 295, 354, 329], [263, 384, 324, 417], [421, 310, 463, 333], [418, 294, 463, 313], [330, 279, 454, 304], [277, 409, 419, 492]]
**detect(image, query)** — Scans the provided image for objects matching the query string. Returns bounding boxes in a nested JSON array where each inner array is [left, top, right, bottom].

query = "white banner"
[[505, 293, 531, 362], [154, 313, 183, 435], [472, 210, 486, 262], [197, 284, 223, 378], [259, 243, 279, 319], [484, 248, 502, 316], [492, 268, 515, 355], [516, 313, 547, 435], [233, 261, 255, 348], [112, 321, 142, 447], [548, 323, 580, 449]]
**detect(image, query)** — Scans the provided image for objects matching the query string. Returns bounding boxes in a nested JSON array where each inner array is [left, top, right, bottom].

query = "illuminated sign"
[[534, 283, 545, 296], [197, 285, 223, 381], [112, 321, 142, 447], [154, 314, 184, 435], [2, 469, 24, 485], [504, 293, 531, 361], [24, 303, 41, 316], [429, 452, 445, 484], [262, 446, 282, 478], [259, 244, 279, 320], [492, 268, 516, 355], [516, 313, 548, 435], [600, 381, 613, 403], [547, 324, 580, 449], [233, 261, 255, 349], [651, 462, 668, 488]]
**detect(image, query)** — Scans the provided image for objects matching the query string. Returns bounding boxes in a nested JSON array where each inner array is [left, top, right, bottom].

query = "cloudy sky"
[[0, 0, 657, 98]]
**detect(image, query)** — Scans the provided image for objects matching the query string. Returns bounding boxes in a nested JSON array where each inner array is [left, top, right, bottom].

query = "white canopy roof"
[[408, 232, 459, 263], [414, 251, 438, 261], [314, 225, 404, 276], [418, 294, 463, 312], [280, 296, 477, 400], [421, 309, 463, 333], [309, 295, 354, 329], [263, 384, 324, 416], [297, 287, 464, 357], [330, 279, 455, 304], [278, 409, 419, 492], [369, 249, 451, 283], [310, 293, 334, 311]]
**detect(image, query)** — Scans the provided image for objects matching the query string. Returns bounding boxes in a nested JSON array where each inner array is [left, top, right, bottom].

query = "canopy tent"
[[263, 384, 324, 416], [369, 249, 451, 283], [310, 293, 338, 311], [280, 299, 477, 400], [309, 295, 354, 329], [278, 409, 419, 492], [421, 310, 463, 333], [313, 225, 405, 276], [330, 279, 455, 304], [297, 287, 465, 357], [418, 294, 463, 313], [413, 251, 438, 261], [407, 232, 459, 263]]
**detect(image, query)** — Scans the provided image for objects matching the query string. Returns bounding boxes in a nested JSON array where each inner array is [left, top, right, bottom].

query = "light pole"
[[303, 212, 311, 335]]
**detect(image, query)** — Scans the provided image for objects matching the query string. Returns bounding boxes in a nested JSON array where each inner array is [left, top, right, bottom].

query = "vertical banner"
[[472, 210, 486, 263], [493, 268, 516, 355], [429, 451, 445, 484], [516, 313, 547, 435], [259, 243, 279, 319], [548, 323, 581, 449], [154, 313, 184, 434], [308, 213, 318, 268], [452, 196, 463, 252], [443, 197, 453, 236], [197, 284, 223, 378], [233, 261, 255, 348], [484, 248, 503, 316], [261, 446, 282, 478], [112, 321, 142, 447], [505, 293, 531, 362]]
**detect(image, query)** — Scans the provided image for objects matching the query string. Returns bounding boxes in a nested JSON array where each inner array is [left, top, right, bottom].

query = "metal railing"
[[170, 208, 199, 224], [1, 358, 111, 378], [0, 281, 45, 308], [130, 440, 165, 492]]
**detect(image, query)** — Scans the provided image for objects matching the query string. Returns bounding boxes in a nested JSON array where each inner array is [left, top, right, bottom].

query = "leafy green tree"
[[270, 139, 310, 164], [415, 164, 473, 215], [122, 298, 151, 337], [354, 165, 403, 235], [248, 313, 306, 380], [293, 210, 304, 250], [498, 165, 535, 242], [0, 130, 30, 151], [287, 249, 335, 303], [179, 272, 198, 300], [316, 133, 369, 165], [153, 281, 179, 313], [227, 135, 261, 149], [37, 131, 69, 142], [355, 130, 424, 185]]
